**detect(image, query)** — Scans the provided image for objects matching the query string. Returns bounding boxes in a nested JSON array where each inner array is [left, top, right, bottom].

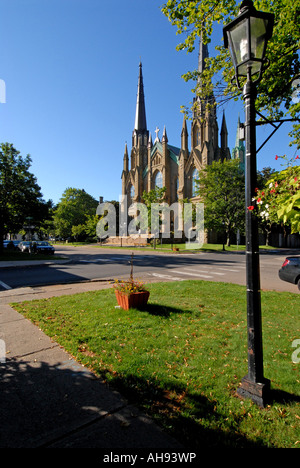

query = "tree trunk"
[[226, 231, 231, 247], [0, 215, 4, 255]]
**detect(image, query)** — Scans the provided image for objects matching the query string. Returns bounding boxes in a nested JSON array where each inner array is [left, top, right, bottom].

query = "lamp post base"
[[237, 375, 271, 407]]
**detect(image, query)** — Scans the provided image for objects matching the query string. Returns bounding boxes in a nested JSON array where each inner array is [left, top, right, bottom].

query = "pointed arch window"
[[155, 171, 163, 189], [192, 169, 199, 197], [175, 177, 179, 201], [130, 185, 135, 199], [193, 124, 201, 148]]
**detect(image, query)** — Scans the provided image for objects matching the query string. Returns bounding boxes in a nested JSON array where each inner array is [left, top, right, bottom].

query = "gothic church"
[[121, 41, 233, 211]]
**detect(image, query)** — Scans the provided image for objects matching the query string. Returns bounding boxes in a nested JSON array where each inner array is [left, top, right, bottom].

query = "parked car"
[[3, 240, 20, 250], [18, 241, 32, 253], [36, 241, 55, 254], [278, 257, 300, 290], [18, 241, 55, 254]]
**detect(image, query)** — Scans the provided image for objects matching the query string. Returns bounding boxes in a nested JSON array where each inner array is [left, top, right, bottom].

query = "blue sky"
[[0, 0, 298, 205]]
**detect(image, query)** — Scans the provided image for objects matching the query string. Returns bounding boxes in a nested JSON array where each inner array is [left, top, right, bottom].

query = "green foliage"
[[142, 186, 166, 206], [53, 187, 98, 239], [255, 154, 300, 233], [83, 214, 100, 239], [161, 0, 300, 146], [196, 158, 245, 245], [71, 223, 86, 241], [142, 186, 167, 232], [0, 143, 51, 248]]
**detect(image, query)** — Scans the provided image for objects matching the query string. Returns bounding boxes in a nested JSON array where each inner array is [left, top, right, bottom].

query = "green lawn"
[[53, 241, 277, 252], [13, 280, 300, 448], [151, 243, 276, 252]]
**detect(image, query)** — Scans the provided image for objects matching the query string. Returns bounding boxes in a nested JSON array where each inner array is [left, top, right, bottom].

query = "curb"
[[0, 258, 71, 269]]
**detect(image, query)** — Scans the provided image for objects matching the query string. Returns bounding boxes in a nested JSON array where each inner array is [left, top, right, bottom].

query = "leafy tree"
[[161, 0, 300, 146], [0, 143, 50, 252], [83, 214, 100, 240], [71, 223, 86, 241], [257, 166, 276, 189], [85, 202, 120, 241], [94, 200, 120, 241], [53, 187, 98, 239], [142, 187, 166, 233], [104, 200, 119, 237], [34, 199, 55, 239], [254, 154, 300, 234], [256, 166, 277, 244], [196, 158, 245, 245]]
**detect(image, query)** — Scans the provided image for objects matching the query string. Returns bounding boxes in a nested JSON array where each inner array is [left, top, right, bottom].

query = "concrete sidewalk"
[[0, 281, 182, 449], [0, 258, 71, 269]]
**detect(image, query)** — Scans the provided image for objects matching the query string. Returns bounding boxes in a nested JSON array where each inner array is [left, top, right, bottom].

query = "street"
[[0, 244, 298, 294]]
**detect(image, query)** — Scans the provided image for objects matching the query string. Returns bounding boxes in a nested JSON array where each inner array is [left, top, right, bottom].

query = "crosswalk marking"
[[77, 257, 245, 282], [0, 280, 12, 290], [79, 256, 147, 264], [217, 267, 240, 272], [183, 268, 225, 276], [148, 262, 246, 282], [151, 273, 184, 281], [79, 258, 114, 263], [176, 270, 213, 279]]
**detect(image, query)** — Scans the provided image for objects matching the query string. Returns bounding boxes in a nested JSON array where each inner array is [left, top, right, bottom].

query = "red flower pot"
[[115, 290, 150, 310]]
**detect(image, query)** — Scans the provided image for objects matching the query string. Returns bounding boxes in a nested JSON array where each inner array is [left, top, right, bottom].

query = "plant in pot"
[[113, 253, 150, 310]]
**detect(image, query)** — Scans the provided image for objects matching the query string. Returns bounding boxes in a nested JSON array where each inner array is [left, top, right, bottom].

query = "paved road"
[[0, 245, 298, 294]]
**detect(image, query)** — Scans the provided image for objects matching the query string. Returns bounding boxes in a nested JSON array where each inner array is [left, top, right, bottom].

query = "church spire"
[[221, 112, 228, 148], [232, 115, 245, 172], [134, 61, 147, 133], [235, 114, 242, 147], [197, 32, 209, 86], [162, 125, 168, 143], [181, 115, 188, 152], [123, 142, 129, 172], [193, 32, 211, 119]]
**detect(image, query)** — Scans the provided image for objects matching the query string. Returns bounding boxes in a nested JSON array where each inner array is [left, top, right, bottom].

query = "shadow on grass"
[[0, 250, 61, 262], [110, 373, 267, 449], [269, 389, 300, 405], [140, 302, 193, 317]]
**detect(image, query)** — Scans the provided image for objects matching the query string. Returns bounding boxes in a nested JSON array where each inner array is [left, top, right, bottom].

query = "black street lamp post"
[[223, 0, 274, 407]]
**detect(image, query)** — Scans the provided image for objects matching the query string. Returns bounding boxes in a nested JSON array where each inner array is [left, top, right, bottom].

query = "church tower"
[[122, 39, 231, 214], [180, 36, 230, 202], [122, 62, 149, 203], [220, 112, 231, 161], [191, 37, 218, 161], [232, 115, 245, 173]]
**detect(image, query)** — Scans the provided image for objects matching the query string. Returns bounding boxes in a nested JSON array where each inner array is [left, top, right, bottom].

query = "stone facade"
[[122, 43, 232, 208]]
